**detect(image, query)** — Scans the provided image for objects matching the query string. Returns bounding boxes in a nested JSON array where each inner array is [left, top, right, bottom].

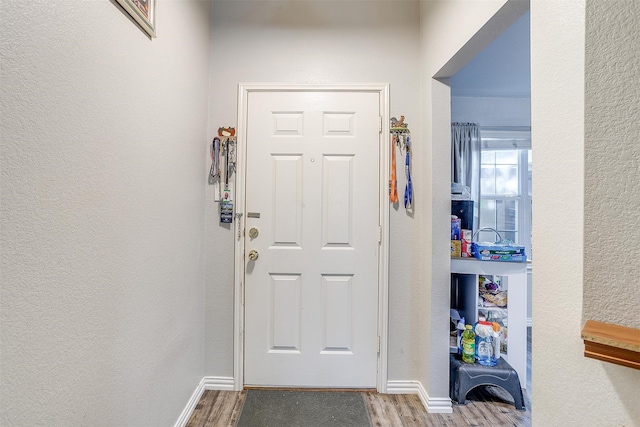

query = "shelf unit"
[[450, 258, 527, 383]]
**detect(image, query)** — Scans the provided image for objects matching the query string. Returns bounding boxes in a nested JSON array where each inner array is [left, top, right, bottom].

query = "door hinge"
[[378, 226, 382, 243], [378, 116, 382, 134], [377, 336, 381, 353]]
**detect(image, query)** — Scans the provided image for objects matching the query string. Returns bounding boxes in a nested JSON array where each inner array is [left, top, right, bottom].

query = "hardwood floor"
[[186, 388, 531, 427], [186, 390, 247, 427], [187, 329, 533, 426]]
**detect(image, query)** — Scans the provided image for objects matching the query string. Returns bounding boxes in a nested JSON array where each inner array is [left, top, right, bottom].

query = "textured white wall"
[[584, 0, 640, 329], [451, 96, 531, 127], [204, 0, 423, 382], [0, 1, 211, 426], [532, 0, 640, 425]]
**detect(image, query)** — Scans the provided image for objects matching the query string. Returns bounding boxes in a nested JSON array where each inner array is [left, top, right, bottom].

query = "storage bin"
[[452, 200, 474, 230]]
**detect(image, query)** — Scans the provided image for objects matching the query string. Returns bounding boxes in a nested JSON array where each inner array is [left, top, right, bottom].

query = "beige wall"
[[204, 0, 423, 382], [583, 0, 640, 329], [0, 1, 211, 425], [532, 0, 640, 424]]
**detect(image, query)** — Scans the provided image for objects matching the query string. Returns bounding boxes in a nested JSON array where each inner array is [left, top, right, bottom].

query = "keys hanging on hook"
[[391, 130, 410, 153], [227, 138, 236, 176]]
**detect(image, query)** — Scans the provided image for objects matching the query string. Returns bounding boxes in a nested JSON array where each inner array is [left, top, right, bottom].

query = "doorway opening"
[[445, 7, 533, 407]]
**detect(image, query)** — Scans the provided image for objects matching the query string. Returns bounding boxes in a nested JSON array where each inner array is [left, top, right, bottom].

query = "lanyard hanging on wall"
[[210, 137, 221, 180], [220, 138, 235, 224], [404, 135, 413, 209], [390, 134, 399, 203], [212, 127, 236, 224]]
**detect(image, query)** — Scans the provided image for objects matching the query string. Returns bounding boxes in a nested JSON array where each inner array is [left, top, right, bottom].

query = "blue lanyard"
[[404, 135, 413, 209], [210, 137, 221, 179]]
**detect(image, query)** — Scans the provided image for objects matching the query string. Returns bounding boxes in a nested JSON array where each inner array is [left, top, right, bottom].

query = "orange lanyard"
[[390, 135, 398, 203]]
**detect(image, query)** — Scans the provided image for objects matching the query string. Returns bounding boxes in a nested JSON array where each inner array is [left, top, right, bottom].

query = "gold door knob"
[[248, 250, 259, 261]]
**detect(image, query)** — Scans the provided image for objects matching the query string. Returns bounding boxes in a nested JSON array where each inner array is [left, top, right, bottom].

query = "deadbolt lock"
[[249, 227, 259, 239]]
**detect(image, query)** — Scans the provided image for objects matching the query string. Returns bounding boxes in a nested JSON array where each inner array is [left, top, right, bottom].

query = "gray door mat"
[[236, 390, 370, 427]]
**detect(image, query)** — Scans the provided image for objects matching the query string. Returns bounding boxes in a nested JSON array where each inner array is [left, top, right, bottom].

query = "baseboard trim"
[[202, 376, 235, 391], [386, 380, 453, 414], [173, 378, 205, 427], [176, 377, 452, 426], [173, 377, 236, 427], [386, 380, 421, 394]]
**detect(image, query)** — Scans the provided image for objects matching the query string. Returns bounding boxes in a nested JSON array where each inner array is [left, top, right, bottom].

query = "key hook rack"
[[390, 116, 411, 152]]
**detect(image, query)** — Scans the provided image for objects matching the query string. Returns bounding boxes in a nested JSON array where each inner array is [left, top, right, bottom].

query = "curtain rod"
[[480, 126, 531, 131]]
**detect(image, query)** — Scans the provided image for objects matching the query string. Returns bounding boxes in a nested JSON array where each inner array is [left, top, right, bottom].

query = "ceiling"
[[451, 11, 530, 98]]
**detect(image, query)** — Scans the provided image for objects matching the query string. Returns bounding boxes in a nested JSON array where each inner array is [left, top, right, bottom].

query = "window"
[[477, 130, 532, 260]]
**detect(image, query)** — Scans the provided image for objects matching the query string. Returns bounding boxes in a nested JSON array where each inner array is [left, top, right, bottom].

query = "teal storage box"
[[471, 241, 526, 262], [471, 227, 526, 262]]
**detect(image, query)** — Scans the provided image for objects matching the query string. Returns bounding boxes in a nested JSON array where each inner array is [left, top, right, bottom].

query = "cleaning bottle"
[[475, 321, 497, 366], [461, 325, 475, 363]]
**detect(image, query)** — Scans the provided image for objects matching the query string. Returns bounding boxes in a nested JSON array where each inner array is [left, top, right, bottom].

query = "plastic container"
[[461, 325, 476, 364], [456, 316, 466, 354], [492, 322, 501, 360], [451, 216, 461, 240], [475, 321, 497, 366]]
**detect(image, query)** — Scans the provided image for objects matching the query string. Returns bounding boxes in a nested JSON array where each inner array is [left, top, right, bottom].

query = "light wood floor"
[[186, 387, 531, 427], [188, 330, 533, 426]]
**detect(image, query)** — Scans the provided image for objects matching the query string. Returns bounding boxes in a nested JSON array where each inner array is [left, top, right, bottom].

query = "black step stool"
[[449, 353, 525, 410]]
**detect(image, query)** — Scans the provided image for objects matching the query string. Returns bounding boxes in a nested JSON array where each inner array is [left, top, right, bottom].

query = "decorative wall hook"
[[390, 116, 411, 152], [218, 127, 236, 137]]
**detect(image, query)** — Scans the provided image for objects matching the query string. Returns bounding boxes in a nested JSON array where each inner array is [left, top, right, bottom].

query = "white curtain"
[[451, 122, 481, 218]]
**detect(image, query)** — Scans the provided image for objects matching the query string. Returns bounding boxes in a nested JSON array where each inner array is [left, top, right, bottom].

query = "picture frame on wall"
[[115, 0, 156, 38]]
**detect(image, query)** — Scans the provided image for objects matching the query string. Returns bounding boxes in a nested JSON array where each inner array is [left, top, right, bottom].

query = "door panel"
[[244, 90, 380, 388], [271, 155, 303, 247], [321, 274, 353, 353], [269, 274, 301, 353], [322, 155, 354, 248]]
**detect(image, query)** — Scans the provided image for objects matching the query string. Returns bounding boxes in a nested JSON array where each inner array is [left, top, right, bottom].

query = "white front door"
[[243, 89, 381, 388]]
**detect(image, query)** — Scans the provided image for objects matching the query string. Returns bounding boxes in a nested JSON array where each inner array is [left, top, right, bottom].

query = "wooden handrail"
[[581, 320, 640, 370]]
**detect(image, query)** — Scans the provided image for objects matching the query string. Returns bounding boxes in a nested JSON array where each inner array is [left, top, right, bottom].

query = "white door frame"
[[233, 83, 390, 392]]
